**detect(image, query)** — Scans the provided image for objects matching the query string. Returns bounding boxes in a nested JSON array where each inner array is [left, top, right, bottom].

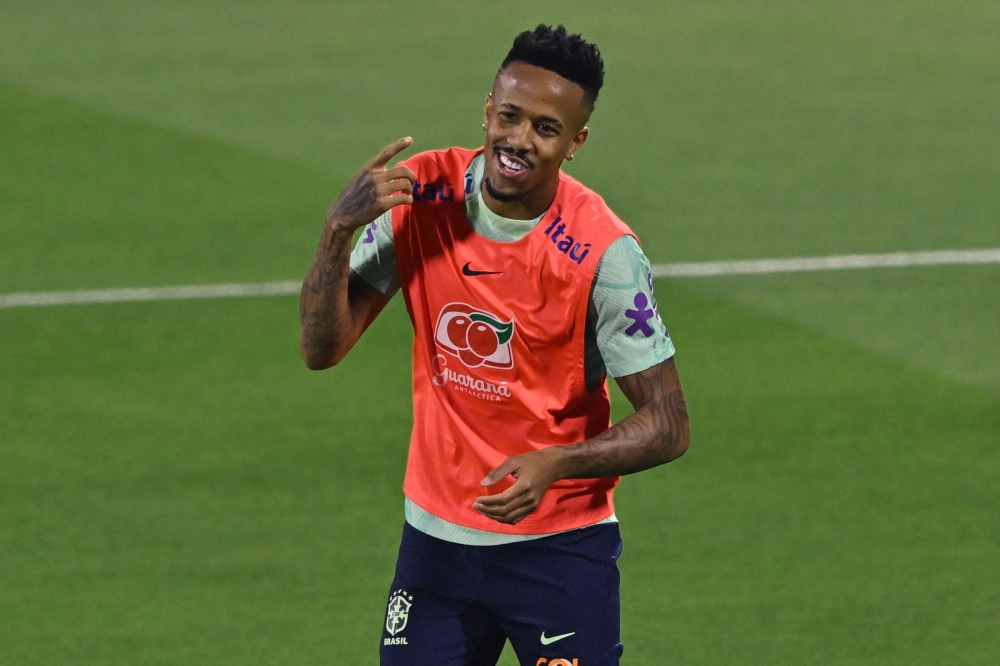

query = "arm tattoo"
[[299, 172, 380, 368], [559, 359, 690, 479], [299, 226, 354, 368]]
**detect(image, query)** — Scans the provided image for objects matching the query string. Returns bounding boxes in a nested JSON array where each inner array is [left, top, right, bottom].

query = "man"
[[300, 25, 689, 666]]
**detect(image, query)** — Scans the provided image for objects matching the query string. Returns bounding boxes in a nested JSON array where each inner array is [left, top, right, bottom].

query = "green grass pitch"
[[1, 1, 998, 664]]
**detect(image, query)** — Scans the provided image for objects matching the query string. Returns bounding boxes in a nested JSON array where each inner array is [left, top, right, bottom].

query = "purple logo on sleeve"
[[624, 292, 656, 337], [362, 221, 377, 244]]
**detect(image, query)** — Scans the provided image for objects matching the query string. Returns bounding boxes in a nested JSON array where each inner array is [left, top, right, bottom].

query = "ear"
[[567, 126, 590, 160], [484, 93, 493, 124]]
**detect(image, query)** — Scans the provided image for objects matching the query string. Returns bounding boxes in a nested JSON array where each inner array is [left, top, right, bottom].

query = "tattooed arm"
[[299, 137, 416, 370], [474, 357, 689, 524], [557, 358, 689, 476]]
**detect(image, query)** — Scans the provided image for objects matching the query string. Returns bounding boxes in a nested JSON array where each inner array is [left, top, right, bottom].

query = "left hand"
[[473, 448, 565, 525]]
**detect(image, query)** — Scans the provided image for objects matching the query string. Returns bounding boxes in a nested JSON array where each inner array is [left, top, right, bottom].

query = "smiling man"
[[300, 25, 690, 666]]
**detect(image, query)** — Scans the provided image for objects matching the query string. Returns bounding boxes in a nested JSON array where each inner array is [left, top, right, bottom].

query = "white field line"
[[0, 281, 302, 309], [1, 249, 998, 310], [650, 248, 1000, 278]]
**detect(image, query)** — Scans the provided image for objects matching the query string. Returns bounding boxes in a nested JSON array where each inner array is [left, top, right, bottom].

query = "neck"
[[480, 178, 557, 220]]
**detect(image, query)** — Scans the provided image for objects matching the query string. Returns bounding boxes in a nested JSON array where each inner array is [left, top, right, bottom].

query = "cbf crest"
[[386, 589, 414, 637]]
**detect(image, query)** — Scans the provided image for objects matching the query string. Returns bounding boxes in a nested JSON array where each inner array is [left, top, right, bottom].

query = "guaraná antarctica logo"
[[434, 303, 515, 370]]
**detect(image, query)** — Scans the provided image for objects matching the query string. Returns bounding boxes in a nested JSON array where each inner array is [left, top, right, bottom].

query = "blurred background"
[[1, 1, 997, 664]]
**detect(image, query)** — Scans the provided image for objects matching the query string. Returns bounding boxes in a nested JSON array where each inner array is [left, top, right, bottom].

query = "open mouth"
[[495, 150, 531, 178]]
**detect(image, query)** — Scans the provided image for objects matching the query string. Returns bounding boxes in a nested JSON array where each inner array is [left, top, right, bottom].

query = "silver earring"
[[566, 154, 575, 161], [482, 123, 487, 130]]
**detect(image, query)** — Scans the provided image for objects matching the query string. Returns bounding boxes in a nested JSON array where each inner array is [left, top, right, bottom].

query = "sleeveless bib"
[[393, 147, 634, 534]]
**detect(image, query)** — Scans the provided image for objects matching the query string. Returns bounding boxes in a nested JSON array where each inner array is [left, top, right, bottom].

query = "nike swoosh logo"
[[540, 631, 575, 645], [462, 262, 503, 277]]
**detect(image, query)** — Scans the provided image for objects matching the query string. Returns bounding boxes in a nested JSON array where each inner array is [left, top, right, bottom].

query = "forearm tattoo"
[[561, 359, 690, 478], [299, 172, 379, 367], [299, 229, 352, 367]]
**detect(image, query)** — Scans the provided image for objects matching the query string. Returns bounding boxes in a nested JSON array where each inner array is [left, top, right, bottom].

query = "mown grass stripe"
[[2, 249, 998, 309]]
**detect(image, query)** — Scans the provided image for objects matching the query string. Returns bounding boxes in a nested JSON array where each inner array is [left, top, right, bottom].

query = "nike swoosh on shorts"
[[540, 631, 576, 645]]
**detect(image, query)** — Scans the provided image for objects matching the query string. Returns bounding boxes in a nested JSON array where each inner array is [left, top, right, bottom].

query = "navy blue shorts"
[[379, 521, 624, 666]]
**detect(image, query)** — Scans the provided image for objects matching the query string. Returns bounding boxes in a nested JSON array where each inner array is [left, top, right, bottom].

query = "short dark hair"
[[500, 25, 605, 109]]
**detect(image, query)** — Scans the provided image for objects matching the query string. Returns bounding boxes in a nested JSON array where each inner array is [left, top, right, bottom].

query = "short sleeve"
[[590, 236, 675, 378], [349, 210, 400, 296]]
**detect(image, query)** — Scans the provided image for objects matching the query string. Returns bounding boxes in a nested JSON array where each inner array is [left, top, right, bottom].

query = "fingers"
[[474, 451, 555, 523], [381, 192, 413, 209], [474, 477, 537, 525], [377, 178, 413, 197], [474, 488, 539, 525], [326, 142, 414, 230], [475, 494, 535, 518], [367, 176, 414, 217], [482, 457, 520, 487], [382, 164, 417, 184], [475, 481, 528, 508], [369, 137, 413, 169], [496, 503, 539, 525]]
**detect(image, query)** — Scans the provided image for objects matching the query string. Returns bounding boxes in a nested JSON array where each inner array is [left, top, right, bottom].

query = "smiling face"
[[481, 62, 591, 219]]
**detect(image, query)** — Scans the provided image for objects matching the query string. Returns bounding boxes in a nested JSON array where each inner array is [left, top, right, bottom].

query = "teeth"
[[499, 154, 525, 172]]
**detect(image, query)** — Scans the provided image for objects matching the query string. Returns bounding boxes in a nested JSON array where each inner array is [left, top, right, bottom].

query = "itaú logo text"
[[536, 659, 578, 666], [433, 302, 514, 369]]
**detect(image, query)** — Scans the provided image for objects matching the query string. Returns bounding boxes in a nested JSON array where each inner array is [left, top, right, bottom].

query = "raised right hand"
[[326, 137, 417, 233]]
